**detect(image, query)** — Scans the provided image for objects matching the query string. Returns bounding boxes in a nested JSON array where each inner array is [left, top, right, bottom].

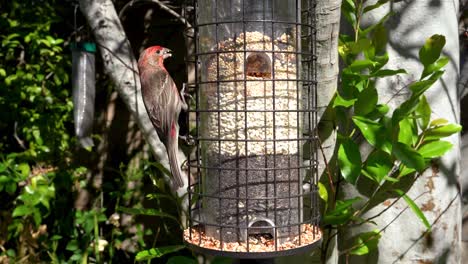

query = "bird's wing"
[[141, 69, 179, 137]]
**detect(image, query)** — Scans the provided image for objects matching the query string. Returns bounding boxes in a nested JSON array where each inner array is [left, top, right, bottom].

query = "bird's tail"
[[167, 137, 185, 188]]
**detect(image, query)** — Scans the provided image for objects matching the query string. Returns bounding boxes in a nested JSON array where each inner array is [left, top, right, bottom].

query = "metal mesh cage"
[[184, 0, 320, 258]]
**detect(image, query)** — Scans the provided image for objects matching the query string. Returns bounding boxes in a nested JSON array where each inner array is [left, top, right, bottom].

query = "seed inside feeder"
[[199, 31, 303, 245]]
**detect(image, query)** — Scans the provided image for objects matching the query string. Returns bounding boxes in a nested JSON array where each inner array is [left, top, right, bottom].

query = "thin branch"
[[317, 134, 336, 195], [13, 122, 27, 150], [119, 0, 192, 28]]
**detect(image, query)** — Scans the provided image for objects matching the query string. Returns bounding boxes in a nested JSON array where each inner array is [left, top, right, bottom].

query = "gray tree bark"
[[340, 1, 461, 263], [78, 0, 188, 195], [276, 0, 342, 262]]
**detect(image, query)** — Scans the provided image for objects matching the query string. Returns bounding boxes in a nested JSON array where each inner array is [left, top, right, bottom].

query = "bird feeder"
[[184, 0, 321, 258], [71, 41, 96, 149]]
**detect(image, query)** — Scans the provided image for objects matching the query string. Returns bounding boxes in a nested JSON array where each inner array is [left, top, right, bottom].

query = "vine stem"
[[317, 135, 336, 195]]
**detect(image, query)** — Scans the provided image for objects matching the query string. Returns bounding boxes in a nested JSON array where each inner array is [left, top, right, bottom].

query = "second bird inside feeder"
[[245, 52, 272, 78]]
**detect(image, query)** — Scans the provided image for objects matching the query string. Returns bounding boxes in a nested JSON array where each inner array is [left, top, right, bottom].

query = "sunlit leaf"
[[12, 205, 30, 217], [318, 182, 328, 202], [417, 140, 453, 158], [422, 57, 449, 79], [349, 59, 376, 72], [333, 93, 357, 108], [424, 124, 462, 141], [415, 95, 431, 130], [349, 230, 382, 256], [398, 118, 414, 145], [352, 116, 390, 152], [430, 118, 449, 127], [135, 245, 185, 261], [395, 189, 431, 230]]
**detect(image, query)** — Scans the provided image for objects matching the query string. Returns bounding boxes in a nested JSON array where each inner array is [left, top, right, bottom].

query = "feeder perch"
[[184, 0, 321, 258]]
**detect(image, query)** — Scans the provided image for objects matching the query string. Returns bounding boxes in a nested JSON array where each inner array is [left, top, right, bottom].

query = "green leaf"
[[367, 104, 390, 120], [12, 205, 31, 217], [351, 39, 372, 55], [395, 189, 431, 230], [424, 124, 462, 141], [117, 207, 178, 222], [361, 12, 392, 36], [318, 182, 328, 202], [349, 59, 376, 72], [6, 182, 17, 194], [364, 151, 393, 183], [392, 142, 425, 172], [372, 24, 387, 53], [363, 0, 390, 13], [135, 245, 185, 261], [0, 69, 6, 77], [167, 256, 198, 264], [370, 69, 406, 77], [323, 197, 361, 225], [408, 79, 438, 98], [352, 116, 390, 152], [342, 0, 357, 28], [349, 230, 382, 256], [419, 35, 446, 67], [355, 86, 378, 116], [0, 175, 10, 184], [66, 240, 80, 251], [398, 118, 414, 145], [421, 57, 449, 79], [338, 136, 362, 185], [430, 118, 449, 127], [333, 93, 357, 108], [415, 95, 431, 130], [417, 140, 453, 158], [17, 163, 30, 179], [399, 166, 416, 177]]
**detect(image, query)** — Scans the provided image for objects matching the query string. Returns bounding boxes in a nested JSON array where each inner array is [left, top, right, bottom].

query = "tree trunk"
[[276, 0, 342, 262], [78, 0, 188, 194], [339, 1, 461, 263]]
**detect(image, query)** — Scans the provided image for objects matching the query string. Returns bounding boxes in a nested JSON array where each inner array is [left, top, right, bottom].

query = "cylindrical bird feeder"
[[71, 41, 96, 149], [184, 0, 321, 258]]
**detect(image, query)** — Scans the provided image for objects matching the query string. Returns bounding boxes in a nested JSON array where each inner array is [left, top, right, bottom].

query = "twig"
[[13, 122, 27, 150], [119, 0, 192, 28], [317, 134, 336, 195]]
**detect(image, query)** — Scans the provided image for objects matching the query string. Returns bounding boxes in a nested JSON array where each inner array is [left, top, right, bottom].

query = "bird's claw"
[[179, 134, 195, 145], [180, 83, 193, 110]]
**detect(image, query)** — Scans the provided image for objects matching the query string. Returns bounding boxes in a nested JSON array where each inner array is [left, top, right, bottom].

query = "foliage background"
[[0, 0, 191, 263]]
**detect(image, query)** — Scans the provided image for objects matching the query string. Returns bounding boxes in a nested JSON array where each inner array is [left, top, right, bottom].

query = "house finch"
[[138, 46, 187, 188]]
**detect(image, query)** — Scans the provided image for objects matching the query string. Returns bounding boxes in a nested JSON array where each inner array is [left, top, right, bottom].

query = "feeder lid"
[[71, 42, 96, 53]]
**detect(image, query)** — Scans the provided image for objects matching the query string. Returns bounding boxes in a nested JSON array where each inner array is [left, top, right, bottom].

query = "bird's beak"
[[163, 49, 172, 59]]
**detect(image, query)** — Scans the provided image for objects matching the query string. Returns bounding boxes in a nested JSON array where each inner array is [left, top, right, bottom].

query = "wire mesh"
[[184, 0, 320, 258]]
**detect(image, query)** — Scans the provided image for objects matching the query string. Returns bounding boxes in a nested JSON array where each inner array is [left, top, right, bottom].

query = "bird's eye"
[[156, 50, 160, 54]]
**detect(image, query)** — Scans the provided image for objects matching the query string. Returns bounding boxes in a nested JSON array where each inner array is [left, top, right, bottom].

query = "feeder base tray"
[[183, 224, 322, 259]]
